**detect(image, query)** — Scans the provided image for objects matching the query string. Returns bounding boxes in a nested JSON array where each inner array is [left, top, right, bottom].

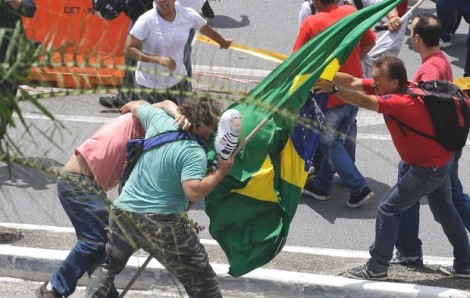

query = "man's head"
[[155, 0, 176, 14], [371, 56, 408, 95], [313, 0, 336, 11], [410, 14, 441, 52], [178, 97, 221, 140]]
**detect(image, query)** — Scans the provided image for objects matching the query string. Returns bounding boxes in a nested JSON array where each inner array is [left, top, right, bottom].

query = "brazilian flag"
[[206, 0, 403, 277]]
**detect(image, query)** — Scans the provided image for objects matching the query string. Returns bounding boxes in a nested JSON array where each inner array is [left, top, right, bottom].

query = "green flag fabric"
[[205, 0, 403, 277]]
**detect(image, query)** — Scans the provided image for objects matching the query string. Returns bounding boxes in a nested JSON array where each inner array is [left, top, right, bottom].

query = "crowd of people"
[[300, 0, 470, 281], [1, 0, 467, 297]]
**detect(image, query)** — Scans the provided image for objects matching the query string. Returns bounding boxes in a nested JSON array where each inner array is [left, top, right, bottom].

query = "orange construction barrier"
[[22, 0, 130, 88]]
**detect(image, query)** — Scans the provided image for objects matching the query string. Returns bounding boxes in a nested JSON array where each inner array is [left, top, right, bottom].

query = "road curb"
[[0, 245, 469, 298]]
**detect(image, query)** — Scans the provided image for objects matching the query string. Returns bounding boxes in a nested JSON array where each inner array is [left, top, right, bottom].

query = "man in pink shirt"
[[390, 14, 470, 270], [36, 101, 188, 298]]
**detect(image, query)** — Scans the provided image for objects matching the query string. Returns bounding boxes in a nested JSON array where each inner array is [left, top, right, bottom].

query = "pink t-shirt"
[[413, 51, 453, 82], [75, 114, 145, 192]]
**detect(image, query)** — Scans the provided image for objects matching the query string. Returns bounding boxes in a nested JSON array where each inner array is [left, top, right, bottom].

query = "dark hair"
[[374, 56, 408, 87], [413, 14, 441, 47], [318, 0, 336, 5], [178, 97, 221, 128]]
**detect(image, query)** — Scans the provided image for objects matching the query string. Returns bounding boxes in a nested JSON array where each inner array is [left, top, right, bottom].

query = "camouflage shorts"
[[86, 209, 221, 298]]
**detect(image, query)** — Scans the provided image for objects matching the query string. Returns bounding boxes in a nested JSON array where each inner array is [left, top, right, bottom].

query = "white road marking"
[[0, 222, 452, 265]]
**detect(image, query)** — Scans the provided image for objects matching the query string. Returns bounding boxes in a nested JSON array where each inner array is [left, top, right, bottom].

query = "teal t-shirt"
[[114, 104, 207, 214]]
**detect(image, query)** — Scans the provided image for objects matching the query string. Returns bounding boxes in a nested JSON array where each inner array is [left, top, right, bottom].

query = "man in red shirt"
[[390, 14, 470, 271], [293, 0, 376, 208], [314, 56, 470, 280]]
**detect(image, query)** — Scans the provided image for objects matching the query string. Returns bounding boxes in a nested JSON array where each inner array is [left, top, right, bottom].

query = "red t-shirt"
[[293, 5, 376, 108], [76, 113, 145, 192], [362, 79, 451, 168], [413, 51, 453, 82]]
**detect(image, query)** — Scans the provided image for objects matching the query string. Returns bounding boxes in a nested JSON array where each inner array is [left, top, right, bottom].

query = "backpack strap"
[[309, 0, 316, 15], [387, 115, 435, 141], [119, 130, 207, 194], [387, 84, 436, 142], [142, 130, 207, 153], [352, 0, 363, 10]]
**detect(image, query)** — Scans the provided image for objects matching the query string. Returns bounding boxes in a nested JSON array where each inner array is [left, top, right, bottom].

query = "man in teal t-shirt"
[[86, 98, 234, 298], [115, 104, 207, 214]]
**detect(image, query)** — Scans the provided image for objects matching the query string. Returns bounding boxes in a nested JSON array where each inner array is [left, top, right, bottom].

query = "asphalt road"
[[1, 0, 469, 263]]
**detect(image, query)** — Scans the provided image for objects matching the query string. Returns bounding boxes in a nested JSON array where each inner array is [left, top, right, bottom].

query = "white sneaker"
[[439, 39, 452, 48]]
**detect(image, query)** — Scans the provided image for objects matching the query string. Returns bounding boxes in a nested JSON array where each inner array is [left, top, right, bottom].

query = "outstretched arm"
[[314, 76, 379, 112], [333, 72, 366, 91], [199, 25, 232, 49]]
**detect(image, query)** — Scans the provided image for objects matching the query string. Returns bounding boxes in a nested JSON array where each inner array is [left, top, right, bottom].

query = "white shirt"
[[130, 5, 206, 89]]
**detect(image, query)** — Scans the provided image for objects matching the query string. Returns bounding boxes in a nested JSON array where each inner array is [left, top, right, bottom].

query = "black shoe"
[[440, 266, 470, 279], [99, 96, 126, 109], [302, 182, 330, 201], [346, 264, 388, 281], [347, 187, 374, 208], [201, 1, 214, 19], [35, 282, 62, 298]]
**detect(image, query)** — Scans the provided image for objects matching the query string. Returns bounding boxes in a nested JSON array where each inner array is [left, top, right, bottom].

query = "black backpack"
[[118, 130, 206, 194], [389, 80, 470, 152]]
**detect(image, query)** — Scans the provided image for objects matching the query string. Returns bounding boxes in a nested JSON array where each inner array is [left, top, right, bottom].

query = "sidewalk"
[[1, 223, 469, 298]]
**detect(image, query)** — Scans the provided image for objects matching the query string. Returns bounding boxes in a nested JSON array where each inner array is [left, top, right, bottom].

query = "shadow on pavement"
[[207, 15, 250, 29], [0, 157, 63, 191], [300, 177, 391, 223]]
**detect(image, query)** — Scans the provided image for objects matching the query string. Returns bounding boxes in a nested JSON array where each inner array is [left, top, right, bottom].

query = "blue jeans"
[[451, 150, 470, 231], [466, 29, 470, 76], [184, 28, 196, 91], [368, 160, 470, 273], [458, 1, 470, 76], [344, 119, 357, 163], [436, 0, 457, 42], [51, 175, 118, 298], [183, 29, 196, 78], [395, 150, 470, 257], [312, 104, 367, 195]]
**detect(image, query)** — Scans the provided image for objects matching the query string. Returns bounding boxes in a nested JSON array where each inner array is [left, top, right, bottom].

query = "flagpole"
[[196, 35, 288, 63], [233, 118, 270, 157], [401, 0, 424, 19], [119, 255, 153, 298]]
